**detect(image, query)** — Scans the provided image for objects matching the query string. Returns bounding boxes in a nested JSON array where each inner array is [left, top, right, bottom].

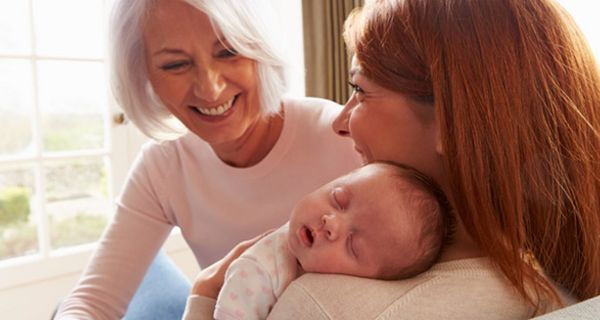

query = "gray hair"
[[109, 0, 289, 140]]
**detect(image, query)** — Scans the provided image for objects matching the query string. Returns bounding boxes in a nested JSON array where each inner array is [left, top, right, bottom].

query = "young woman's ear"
[[435, 119, 444, 156]]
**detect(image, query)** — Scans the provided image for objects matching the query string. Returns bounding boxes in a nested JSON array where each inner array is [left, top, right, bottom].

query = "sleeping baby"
[[212, 162, 452, 320]]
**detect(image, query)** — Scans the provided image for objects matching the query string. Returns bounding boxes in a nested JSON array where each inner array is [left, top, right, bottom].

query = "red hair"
[[345, 0, 600, 307]]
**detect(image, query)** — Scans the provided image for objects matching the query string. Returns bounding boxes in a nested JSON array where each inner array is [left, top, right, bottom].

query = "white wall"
[[270, 0, 306, 97]]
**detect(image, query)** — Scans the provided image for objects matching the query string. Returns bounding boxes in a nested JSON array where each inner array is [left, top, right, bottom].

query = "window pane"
[[0, 1, 32, 55], [0, 59, 35, 157], [37, 60, 107, 152], [45, 157, 109, 250], [32, 0, 104, 58], [0, 165, 38, 261]]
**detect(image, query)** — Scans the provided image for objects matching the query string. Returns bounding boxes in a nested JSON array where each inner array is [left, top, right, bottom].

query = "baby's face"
[[288, 164, 421, 278]]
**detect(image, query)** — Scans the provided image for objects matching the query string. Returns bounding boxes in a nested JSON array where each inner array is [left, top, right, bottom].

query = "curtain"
[[302, 0, 364, 104]]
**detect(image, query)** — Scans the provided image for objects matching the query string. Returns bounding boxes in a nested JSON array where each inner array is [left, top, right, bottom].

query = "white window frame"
[[0, 0, 157, 290], [0, 124, 150, 289]]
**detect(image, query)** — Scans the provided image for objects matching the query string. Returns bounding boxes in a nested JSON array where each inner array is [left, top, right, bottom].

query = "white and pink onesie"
[[214, 224, 297, 320]]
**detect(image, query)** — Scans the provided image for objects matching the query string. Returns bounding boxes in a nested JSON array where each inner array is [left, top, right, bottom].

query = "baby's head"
[[288, 162, 451, 280]]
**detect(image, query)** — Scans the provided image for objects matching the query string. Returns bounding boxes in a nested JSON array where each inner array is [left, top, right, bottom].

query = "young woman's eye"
[[160, 61, 190, 71], [348, 81, 364, 94], [216, 48, 238, 59], [348, 81, 365, 100]]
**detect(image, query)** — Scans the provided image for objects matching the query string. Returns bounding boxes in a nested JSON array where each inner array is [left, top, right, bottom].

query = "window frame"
[[0, 0, 168, 289]]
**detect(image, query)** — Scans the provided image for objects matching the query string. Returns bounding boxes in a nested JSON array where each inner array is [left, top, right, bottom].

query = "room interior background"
[[0, 0, 597, 319]]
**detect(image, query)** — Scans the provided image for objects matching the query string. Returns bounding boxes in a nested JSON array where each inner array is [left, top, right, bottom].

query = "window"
[[0, 0, 144, 286]]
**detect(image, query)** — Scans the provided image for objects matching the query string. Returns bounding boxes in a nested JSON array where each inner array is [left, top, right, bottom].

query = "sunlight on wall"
[[270, 0, 305, 97]]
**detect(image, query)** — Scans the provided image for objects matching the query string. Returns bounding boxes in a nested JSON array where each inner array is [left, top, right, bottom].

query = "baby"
[[214, 162, 452, 320]]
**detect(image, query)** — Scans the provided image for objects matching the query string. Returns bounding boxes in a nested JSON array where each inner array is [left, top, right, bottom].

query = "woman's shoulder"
[[138, 132, 211, 163], [269, 258, 537, 320], [129, 133, 213, 182]]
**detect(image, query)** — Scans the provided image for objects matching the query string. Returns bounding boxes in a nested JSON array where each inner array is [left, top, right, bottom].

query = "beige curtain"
[[302, 0, 364, 104]]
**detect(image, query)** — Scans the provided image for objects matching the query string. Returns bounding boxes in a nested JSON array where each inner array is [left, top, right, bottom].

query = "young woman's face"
[[143, 0, 262, 147], [332, 56, 443, 181]]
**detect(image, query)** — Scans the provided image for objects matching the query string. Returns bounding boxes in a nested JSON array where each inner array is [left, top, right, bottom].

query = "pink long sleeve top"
[[55, 97, 361, 319]]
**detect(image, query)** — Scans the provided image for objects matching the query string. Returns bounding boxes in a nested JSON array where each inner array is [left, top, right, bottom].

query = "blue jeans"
[[124, 251, 191, 320]]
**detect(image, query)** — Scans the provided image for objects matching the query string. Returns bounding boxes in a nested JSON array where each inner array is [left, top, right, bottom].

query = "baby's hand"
[[190, 229, 275, 299]]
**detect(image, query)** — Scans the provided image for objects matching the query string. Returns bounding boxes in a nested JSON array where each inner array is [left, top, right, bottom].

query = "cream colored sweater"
[[184, 258, 575, 320]]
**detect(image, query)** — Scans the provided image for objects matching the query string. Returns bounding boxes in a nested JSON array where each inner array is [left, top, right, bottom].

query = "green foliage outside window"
[[0, 224, 37, 260], [0, 186, 108, 260], [0, 187, 31, 226], [49, 213, 107, 248], [0, 187, 36, 260]]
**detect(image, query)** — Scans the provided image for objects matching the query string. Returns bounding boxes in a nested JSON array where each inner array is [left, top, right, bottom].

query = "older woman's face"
[[143, 0, 261, 146], [332, 57, 443, 180]]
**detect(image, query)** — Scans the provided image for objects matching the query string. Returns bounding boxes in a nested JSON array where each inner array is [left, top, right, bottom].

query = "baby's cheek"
[[303, 251, 342, 274]]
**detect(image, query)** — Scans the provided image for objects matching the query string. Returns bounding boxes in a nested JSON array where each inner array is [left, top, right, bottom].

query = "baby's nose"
[[321, 214, 345, 241]]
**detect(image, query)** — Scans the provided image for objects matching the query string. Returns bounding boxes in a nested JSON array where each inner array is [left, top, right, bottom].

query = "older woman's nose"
[[332, 100, 354, 137], [193, 67, 226, 102]]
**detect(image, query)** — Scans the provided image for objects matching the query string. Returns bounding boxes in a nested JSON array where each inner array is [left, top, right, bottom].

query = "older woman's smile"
[[192, 95, 237, 116]]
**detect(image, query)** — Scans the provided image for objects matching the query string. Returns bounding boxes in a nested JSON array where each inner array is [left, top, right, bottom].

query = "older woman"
[[188, 0, 600, 319], [54, 0, 360, 318]]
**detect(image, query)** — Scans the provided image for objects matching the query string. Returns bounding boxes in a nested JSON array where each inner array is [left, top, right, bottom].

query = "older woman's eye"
[[217, 48, 238, 59], [160, 60, 191, 71]]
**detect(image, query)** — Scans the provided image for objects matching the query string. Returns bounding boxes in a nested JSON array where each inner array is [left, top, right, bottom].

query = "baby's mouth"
[[299, 225, 315, 248]]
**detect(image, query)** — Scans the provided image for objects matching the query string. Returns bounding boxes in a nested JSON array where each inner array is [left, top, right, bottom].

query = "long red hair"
[[345, 0, 600, 306]]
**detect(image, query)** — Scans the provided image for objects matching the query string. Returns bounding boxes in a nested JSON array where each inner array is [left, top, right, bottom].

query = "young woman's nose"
[[332, 99, 354, 137], [193, 66, 226, 102]]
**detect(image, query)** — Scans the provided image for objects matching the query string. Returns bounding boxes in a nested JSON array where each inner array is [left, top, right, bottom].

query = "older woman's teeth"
[[196, 97, 234, 116]]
